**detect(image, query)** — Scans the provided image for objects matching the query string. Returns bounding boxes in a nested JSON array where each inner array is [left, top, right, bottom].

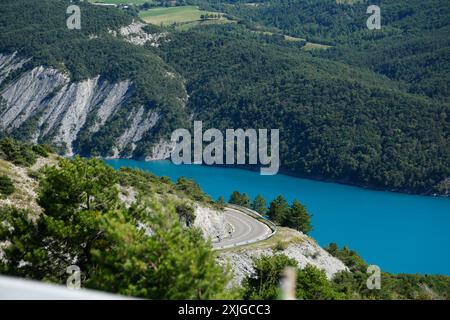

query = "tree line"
[[228, 191, 312, 234]]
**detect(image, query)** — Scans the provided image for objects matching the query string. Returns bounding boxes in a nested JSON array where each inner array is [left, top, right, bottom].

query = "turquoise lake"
[[105, 159, 450, 275]]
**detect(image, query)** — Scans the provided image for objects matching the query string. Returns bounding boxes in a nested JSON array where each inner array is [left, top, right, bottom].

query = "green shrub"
[[214, 196, 226, 210], [243, 254, 298, 300], [0, 138, 37, 166], [0, 175, 15, 196], [27, 169, 42, 181], [274, 240, 287, 251], [229, 191, 250, 207], [176, 177, 211, 202], [31, 144, 51, 158], [175, 202, 196, 227]]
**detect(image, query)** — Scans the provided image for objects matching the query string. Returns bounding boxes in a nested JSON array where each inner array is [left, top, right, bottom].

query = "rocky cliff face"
[[194, 204, 229, 240], [0, 52, 183, 159]]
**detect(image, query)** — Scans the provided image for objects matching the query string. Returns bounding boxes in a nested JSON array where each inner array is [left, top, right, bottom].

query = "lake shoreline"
[[105, 156, 448, 198]]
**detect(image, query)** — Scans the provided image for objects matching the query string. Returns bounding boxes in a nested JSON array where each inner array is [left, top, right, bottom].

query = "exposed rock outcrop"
[[115, 21, 167, 47], [116, 106, 160, 155], [194, 204, 229, 240], [0, 52, 31, 85], [0, 53, 183, 159], [0, 65, 132, 156], [146, 140, 176, 160]]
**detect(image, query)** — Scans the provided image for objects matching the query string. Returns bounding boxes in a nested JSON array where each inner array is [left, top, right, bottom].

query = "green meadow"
[[90, 0, 153, 4], [139, 6, 232, 27]]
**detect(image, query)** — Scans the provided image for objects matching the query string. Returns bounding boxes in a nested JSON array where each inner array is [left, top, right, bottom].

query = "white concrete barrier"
[[0, 276, 131, 300]]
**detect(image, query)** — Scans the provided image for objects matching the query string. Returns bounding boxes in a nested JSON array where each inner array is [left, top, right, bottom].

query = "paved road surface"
[[212, 206, 272, 249]]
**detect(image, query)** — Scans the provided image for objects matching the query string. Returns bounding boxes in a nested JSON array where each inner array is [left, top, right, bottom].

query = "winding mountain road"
[[212, 206, 273, 249]]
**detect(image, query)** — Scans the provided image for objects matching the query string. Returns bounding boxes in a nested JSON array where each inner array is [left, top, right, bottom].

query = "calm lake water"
[[105, 159, 450, 275]]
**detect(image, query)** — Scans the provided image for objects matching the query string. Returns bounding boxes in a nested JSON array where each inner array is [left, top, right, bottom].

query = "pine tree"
[[241, 193, 250, 207], [251, 194, 267, 214], [268, 195, 289, 224], [216, 196, 226, 210], [229, 191, 243, 205], [0, 175, 15, 197], [229, 191, 250, 207], [286, 199, 312, 234]]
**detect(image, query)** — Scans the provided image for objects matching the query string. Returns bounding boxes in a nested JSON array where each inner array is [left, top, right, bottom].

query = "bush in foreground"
[[0, 175, 15, 197], [0, 157, 237, 299]]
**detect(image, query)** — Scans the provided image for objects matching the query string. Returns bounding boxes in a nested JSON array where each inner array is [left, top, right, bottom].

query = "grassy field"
[[174, 18, 236, 31], [255, 30, 306, 42], [90, 0, 153, 4], [252, 30, 331, 50], [139, 6, 231, 27], [336, 0, 366, 4], [302, 42, 332, 51]]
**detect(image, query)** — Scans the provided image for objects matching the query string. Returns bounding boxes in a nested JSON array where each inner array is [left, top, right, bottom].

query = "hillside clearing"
[[89, 0, 152, 4], [139, 6, 231, 26], [303, 42, 332, 50], [252, 30, 331, 50]]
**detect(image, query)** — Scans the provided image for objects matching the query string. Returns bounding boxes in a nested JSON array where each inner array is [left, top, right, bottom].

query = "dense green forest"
[[201, 0, 450, 100], [0, 0, 448, 194], [157, 24, 449, 194]]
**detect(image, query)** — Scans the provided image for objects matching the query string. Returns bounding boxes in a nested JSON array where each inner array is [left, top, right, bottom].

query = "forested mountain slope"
[[157, 24, 449, 194], [204, 0, 450, 100], [0, 0, 448, 195], [0, 0, 189, 158]]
